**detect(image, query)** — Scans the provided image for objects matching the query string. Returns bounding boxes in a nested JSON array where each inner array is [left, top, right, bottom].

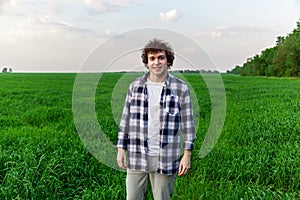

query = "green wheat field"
[[0, 73, 299, 200]]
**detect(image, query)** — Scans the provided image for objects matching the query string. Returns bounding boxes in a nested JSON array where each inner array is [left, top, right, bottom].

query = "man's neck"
[[148, 72, 167, 83]]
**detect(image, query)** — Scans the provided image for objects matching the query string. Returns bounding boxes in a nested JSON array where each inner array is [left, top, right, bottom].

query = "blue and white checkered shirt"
[[117, 72, 196, 175]]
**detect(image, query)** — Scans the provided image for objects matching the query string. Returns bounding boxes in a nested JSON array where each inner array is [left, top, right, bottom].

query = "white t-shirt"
[[146, 79, 165, 156]]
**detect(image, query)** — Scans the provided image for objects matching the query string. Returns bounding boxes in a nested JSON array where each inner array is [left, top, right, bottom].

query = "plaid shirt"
[[117, 72, 196, 175]]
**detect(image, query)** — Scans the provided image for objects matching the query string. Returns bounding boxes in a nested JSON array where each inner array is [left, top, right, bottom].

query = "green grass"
[[0, 73, 299, 199]]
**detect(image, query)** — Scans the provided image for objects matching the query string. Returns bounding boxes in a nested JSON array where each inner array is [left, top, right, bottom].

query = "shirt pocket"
[[164, 95, 180, 115]]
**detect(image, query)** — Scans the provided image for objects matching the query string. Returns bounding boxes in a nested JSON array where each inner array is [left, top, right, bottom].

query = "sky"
[[0, 0, 299, 72]]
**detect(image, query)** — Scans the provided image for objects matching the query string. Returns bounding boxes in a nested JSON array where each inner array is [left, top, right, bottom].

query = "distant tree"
[[2, 67, 13, 73], [228, 65, 242, 74], [276, 36, 285, 46], [2, 67, 8, 73], [229, 19, 300, 77]]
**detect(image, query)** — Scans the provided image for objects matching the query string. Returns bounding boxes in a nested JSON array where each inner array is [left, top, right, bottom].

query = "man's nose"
[[154, 58, 160, 64]]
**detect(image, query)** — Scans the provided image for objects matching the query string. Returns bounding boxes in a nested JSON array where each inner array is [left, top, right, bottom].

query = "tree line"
[[228, 20, 300, 77], [2, 67, 13, 73]]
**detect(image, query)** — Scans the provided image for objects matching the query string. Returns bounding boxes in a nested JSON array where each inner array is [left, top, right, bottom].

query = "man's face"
[[147, 50, 168, 76]]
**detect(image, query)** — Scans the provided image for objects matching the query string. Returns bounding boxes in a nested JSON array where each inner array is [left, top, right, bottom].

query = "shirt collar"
[[140, 71, 171, 86]]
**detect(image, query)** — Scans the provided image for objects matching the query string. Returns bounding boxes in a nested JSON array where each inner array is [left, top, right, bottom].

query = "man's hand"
[[117, 147, 127, 169], [178, 150, 191, 176]]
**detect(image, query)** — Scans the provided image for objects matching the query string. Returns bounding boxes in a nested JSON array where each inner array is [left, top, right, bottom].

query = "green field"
[[0, 73, 299, 199]]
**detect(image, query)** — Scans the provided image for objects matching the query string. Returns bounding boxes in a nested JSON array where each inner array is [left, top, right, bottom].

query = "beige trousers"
[[126, 156, 176, 200]]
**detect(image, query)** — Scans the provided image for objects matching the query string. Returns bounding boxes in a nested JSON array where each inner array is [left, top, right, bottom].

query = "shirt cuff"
[[117, 139, 127, 150], [184, 141, 194, 151]]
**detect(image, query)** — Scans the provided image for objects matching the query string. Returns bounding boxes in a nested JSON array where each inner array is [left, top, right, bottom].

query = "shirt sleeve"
[[180, 85, 196, 150], [117, 85, 132, 150]]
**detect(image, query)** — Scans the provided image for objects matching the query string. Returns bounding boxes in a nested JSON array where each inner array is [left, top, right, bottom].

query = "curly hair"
[[141, 38, 175, 69]]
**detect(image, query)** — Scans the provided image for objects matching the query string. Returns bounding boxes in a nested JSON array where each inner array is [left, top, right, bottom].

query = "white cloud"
[[104, 29, 111, 36], [180, 46, 196, 54], [0, 0, 11, 6], [84, 0, 141, 14], [160, 9, 182, 23], [0, 0, 7, 7], [47, 0, 61, 14], [0, 0, 14, 12], [3, 15, 85, 41], [192, 24, 276, 39], [0, 0, 44, 17], [211, 31, 222, 37]]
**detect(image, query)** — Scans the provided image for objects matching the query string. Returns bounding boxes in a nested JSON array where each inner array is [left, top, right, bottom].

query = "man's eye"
[[158, 56, 165, 60]]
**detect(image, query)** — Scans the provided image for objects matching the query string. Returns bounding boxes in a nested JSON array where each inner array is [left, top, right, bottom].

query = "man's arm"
[[117, 147, 127, 169], [178, 85, 196, 176], [178, 150, 191, 176], [116, 86, 132, 168], [180, 86, 196, 151]]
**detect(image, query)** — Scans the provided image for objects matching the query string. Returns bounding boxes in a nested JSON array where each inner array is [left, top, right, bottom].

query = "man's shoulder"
[[169, 74, 189, 89], [129, 75, 145, 88]]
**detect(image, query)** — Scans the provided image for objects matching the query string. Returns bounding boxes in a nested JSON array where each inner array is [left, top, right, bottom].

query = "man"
[[117, 38, 196, 200]]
